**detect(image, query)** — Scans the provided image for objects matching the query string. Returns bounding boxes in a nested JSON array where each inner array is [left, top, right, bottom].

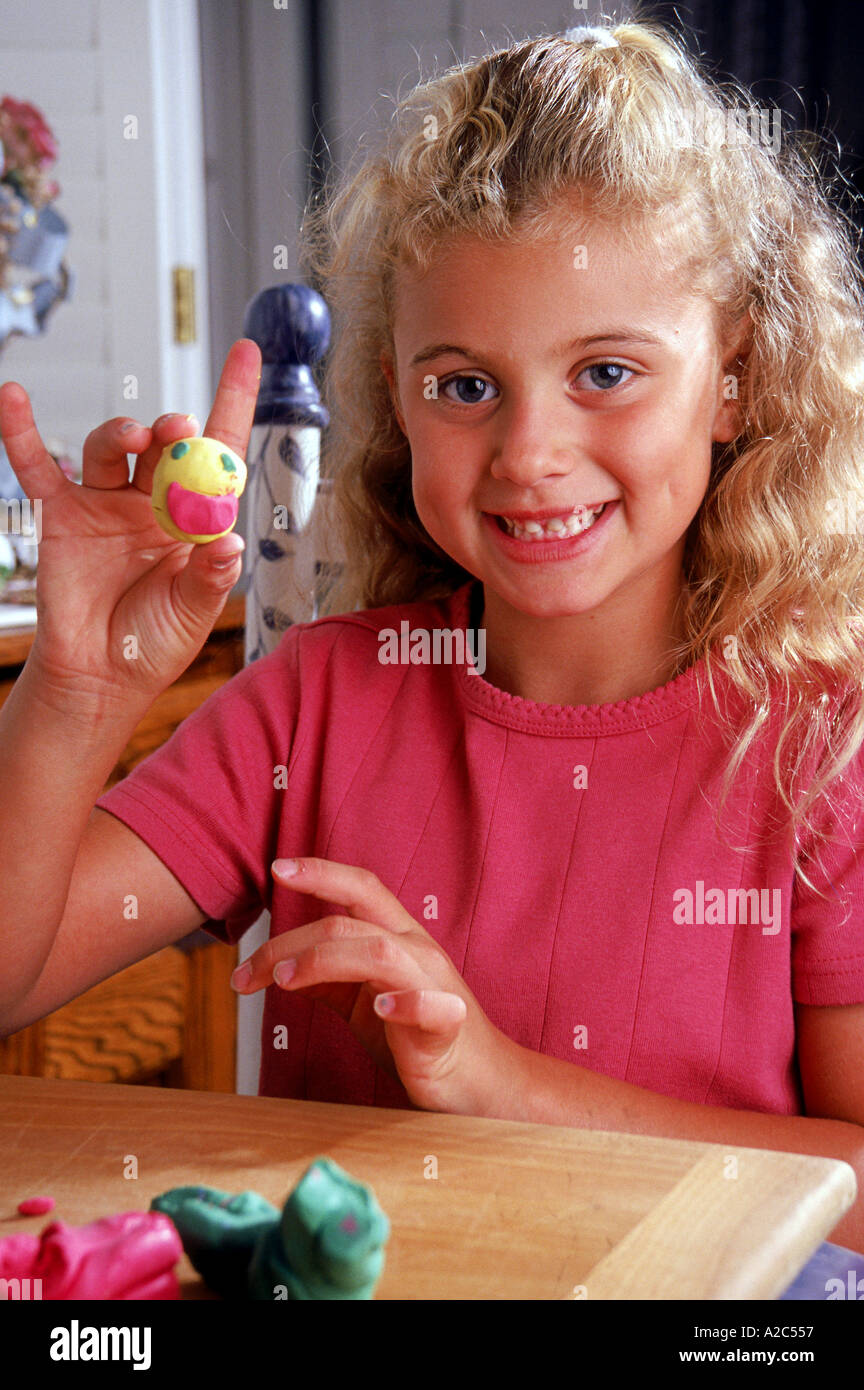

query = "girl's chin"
[[485, 588, 605, 619]]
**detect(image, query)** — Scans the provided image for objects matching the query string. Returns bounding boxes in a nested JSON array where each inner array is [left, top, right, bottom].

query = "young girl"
[[1, 21, 864, 1263]]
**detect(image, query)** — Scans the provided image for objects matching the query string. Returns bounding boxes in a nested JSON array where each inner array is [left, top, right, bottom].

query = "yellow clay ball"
[[150, 436, 247, 543]]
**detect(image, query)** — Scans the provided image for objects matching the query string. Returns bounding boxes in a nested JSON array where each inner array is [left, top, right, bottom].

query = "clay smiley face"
[[150, 436, 247, 543]]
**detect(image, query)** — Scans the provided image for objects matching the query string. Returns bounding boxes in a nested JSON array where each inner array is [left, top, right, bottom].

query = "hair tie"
[[564, 25, 620, 50]]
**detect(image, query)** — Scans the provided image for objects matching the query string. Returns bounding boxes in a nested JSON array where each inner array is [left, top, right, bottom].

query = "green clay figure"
[[149, 1186, 279, 1300], [151, 1158, 389, 1300]]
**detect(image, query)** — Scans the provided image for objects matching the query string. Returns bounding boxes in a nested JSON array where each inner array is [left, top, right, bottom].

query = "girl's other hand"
[[0, 339, 261, 716], [230, 856, 525, 1117]]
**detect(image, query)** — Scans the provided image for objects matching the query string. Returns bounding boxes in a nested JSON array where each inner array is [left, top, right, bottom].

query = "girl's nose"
[[489, 447, 575, 487], [488, 396, 589, 486]]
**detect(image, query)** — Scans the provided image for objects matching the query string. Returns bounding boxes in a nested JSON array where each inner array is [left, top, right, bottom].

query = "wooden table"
[[0, 1074, 855, 1300]]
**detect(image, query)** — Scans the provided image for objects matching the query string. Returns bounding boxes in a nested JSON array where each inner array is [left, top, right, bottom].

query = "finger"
[[80, 415, 198, 492], [0, 381, 68, 503], [126, 412, 201, 496], [271, 857, 417, 935], [79, 417, 152, 490], [201, 337, 262, 462], [373, 989, 467, 1033], [169, 527, 247, 627], [269, 935, 421, 996], [231, 915, 396, 993], [374, 990, 468, 1082]]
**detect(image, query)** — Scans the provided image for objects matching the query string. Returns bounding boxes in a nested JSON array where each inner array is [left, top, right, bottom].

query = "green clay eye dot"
[[220, 453, 237, 473], [170, 441, 190, 459]]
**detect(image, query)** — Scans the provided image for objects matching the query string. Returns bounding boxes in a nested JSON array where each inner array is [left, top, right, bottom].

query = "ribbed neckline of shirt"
[[448, 579, 710, 736]]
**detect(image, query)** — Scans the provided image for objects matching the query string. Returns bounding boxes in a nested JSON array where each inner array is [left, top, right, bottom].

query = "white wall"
[[0, 0, 210, 464], [0, 0, 107, 454]]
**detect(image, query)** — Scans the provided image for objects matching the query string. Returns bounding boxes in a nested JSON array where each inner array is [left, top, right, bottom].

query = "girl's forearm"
[[0, 656, 151, 1012], [484, 1040, 864, 1255]]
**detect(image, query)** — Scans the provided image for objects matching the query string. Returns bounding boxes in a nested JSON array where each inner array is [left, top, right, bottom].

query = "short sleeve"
[[791, 736, 864, 1005], [94, 625, 303, 946]]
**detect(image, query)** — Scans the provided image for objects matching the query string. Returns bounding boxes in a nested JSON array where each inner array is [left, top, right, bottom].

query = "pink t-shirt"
[[94, 580, 864, 1114]]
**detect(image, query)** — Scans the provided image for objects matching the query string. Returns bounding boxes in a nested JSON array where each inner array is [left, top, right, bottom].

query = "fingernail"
[[272, 859, 299, 878], [186, 414, 199, 429], [274, 959, 296, 986], [209, 549, 244, 569], [374, 994, 394, 1016], [119, 421, 139, 434], [230, 962, 252, 990]]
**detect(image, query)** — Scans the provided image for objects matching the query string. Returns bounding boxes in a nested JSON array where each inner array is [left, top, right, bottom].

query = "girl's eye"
[[439, 375, 497, 406], [578, 362, 635, 391], [438, 362, 635, 406]]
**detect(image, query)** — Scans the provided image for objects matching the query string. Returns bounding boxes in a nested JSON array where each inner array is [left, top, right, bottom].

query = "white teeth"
[[500, 504, 604, 540]]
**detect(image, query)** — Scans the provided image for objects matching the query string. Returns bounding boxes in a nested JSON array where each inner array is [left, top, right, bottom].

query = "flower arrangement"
[[0, 94, 71, 351], [0, 96, 74, 611], [0, 97, 60, 207]]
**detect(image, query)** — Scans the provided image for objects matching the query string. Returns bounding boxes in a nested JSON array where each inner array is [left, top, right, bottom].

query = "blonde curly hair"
[[299, 16, 864, 901]]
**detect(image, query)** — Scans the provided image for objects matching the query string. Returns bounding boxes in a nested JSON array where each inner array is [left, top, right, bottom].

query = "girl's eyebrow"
[[409, 329, 668, 367]]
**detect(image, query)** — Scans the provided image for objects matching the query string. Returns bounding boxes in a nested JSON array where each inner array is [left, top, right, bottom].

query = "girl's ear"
[[712, 317, 752, 444], [380, 350, 408, 437]]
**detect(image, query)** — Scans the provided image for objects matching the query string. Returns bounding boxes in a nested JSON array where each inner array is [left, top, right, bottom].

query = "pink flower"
[[0, 97, 58, 169]]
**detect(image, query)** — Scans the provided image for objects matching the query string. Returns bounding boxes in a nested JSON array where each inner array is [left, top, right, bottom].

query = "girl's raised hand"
[[230, 857, 525, 1117], [0, 338, 261, 716]]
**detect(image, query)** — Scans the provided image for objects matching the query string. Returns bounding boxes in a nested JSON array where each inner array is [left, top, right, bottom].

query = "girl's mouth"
[[495, 503, 607, 540], [482, 500, 618, 561]]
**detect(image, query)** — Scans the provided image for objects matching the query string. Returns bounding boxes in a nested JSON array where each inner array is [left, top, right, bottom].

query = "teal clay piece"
[[151, 1158, 389, 1300], [249, 1157, 389, 1300], [149, 1187, 278, 1300]]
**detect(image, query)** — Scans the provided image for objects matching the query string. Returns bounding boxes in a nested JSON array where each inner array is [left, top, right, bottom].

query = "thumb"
[[172, 534, 246, 624], [373, 990, 467, 1058]]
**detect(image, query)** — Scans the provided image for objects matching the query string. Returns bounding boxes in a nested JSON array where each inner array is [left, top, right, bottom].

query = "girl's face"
[[381, 216, 743, 631]]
